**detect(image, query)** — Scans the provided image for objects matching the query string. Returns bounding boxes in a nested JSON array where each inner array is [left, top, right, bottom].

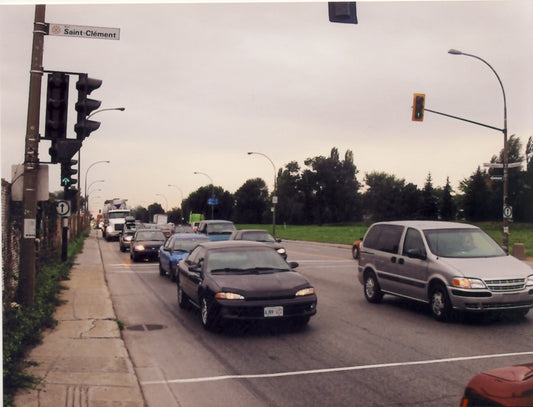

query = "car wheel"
[[201, 297, 219, 331], [159, 262, 165, 276], [170, 269, 176, 282], [364, 271, 383, 303], [430, 283, 452, 322], [132, 252, 138, 262], [120, 244, 125, 252], [292, 316, 310, 329], [352, 245, 359, 259], [177, 281, 190, 310]]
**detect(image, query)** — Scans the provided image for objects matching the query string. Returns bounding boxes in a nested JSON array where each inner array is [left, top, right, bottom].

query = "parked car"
[[176, 240, 317, 331], [229, 229, 287, 259], [130, 229, 166, 262], [159, 233, 209, 281], [352, 240, 362, 259], [357, 220, 533, 321], [196, 220, 236, 241], [460, 362, 533, 406]]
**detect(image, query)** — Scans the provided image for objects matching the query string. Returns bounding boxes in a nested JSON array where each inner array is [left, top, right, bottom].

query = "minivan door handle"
[[390, 256, 397, 263], [398, 258, 405, 265]]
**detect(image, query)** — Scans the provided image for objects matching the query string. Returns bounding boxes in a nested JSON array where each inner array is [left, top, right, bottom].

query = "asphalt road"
[[100, 234, 533, 407]]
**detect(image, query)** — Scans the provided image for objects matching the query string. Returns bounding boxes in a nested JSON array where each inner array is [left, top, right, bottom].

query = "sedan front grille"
[[484, 278, 525, 292]]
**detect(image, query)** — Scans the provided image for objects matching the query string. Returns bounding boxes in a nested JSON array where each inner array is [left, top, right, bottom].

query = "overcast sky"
[[1, 1, 532, 213]]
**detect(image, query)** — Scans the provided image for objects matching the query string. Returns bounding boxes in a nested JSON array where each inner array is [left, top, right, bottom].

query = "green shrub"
[[2, 229, 89, 406]]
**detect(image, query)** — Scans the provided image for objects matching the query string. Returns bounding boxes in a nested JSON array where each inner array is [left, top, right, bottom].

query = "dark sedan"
[[229, 229, 287, 259], [176, 241, 317, 331], [130, 229, 166, 262]]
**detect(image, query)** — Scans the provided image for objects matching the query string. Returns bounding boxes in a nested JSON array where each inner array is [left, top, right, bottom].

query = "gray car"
[[357, 220, 533, 321], [229, 229, 287, 259]]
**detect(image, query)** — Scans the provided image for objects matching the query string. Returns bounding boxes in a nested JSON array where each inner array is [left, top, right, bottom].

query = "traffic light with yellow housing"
[[412, 93, 425, 121]]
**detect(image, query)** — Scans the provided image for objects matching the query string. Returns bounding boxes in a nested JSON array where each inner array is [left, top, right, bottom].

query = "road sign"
[[503, 205, 513, 219], [483, 162, 522, 168], [48, 23, 120, 40], [208, 198, 218, 205], [56, 200, 71, 216]]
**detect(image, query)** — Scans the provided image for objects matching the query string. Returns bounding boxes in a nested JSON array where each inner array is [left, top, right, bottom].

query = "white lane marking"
[[141, 350, 533, 385]]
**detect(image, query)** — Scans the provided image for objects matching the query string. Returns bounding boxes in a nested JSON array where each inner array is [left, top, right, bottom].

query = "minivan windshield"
[[424, 228, 506, 258]]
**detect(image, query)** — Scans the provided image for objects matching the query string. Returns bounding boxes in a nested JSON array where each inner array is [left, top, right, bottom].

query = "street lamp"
[[448, 49, 510, 250], [168, 184, 184, 222], [194, 171, 215, 219], [87, 180, 104, 213], [248, 151, 278, 237], [84, 160, 110, 202], [87, 106, 125, 120]]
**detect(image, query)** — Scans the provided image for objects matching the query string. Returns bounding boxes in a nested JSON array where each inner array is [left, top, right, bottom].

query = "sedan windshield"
[[173, 239, 204, 252], [136, 231, 166, 241], [424, 228, 506, 258], [207, 248, 290, 273]]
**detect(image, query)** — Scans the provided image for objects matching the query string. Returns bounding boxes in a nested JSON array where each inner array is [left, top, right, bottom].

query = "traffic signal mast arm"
[[423, 106, 504, 133]]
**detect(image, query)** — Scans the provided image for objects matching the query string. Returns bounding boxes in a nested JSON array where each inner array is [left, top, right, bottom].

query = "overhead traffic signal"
[[75, 74, 102, 140], [328, 2, 358, 24], [49, 138, 82, 164], [60, 159, 78, 187], [412, 93, 425, 122], [44, 72, 69, 140]]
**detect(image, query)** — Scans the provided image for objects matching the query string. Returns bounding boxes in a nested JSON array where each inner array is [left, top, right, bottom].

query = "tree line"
[[132, 137, 533, 225]]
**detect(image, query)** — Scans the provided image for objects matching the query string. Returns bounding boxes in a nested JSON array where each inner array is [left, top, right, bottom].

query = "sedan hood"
[[211, 271, 311, 298], [437, 255, 532, 279]]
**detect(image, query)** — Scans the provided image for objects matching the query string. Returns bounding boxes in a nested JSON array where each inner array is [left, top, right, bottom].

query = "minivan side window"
[[364, 224, 403, 254], [403, 228, 426, 256]]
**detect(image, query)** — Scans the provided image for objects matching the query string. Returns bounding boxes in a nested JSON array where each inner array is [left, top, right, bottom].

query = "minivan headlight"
[[526, 274, 533, 287], [453, 277, 486, 289]]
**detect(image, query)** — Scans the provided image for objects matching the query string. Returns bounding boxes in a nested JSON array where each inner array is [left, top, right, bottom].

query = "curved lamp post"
[[248, 151, 277, 237], [86, 180, 104, 213], [87, 107, 125, 120], [194, 171, 214, 219], [448, 49, 509, 250], [84, 160, 110, 213], [168, 184, 184, 222]]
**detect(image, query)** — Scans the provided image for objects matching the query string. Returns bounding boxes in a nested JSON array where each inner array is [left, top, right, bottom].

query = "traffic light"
[[328, 2, 358, 24], [60, 159, 78, 187], [75, 74, 102, 140], [49, 139, 82, 164], [44, 72, 69, 140], [412, 93, 425, 122]]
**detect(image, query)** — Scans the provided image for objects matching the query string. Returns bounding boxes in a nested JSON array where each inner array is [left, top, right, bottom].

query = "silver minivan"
[[357, 221, 533, 321]]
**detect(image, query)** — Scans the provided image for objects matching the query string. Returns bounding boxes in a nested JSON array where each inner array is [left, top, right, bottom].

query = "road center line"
[[141, 350, 533, 385]]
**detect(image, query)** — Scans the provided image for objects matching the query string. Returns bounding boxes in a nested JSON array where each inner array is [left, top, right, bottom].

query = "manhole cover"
[[126, 324, 166, 331]]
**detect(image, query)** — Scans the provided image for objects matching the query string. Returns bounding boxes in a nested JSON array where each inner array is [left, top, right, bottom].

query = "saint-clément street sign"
[[47, 23, 120, 40]]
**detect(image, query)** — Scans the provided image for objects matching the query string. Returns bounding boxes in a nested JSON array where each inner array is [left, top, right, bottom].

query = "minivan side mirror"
[[406, 248, 427, 260]]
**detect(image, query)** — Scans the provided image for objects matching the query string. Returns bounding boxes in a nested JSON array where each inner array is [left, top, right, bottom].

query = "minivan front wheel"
[[364, 272, 383, 303], [430, 283, 452, 322]]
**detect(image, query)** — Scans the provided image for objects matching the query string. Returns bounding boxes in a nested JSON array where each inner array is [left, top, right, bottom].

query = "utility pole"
[[20, 5, 46, 307]]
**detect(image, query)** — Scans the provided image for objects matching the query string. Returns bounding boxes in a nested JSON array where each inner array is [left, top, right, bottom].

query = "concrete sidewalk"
[[14, 230, 145, 407]]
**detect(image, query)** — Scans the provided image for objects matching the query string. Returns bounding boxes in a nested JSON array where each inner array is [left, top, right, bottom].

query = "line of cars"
[[118, 219, 317, 332]]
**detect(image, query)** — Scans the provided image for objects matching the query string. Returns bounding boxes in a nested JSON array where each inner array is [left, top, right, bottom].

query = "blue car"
[[159, 234, 209, 281]]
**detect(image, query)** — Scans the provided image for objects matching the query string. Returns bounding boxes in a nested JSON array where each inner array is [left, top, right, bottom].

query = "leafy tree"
[[276, 161, 304, 224], [147, 203, 164, 223], [182, 185, 234, 221], [167, 207, 184, 225], [459, 167, 493, 221], [233, 178, 268, 223], [363, 172, 406, 221], [131, 205, 149, 223]]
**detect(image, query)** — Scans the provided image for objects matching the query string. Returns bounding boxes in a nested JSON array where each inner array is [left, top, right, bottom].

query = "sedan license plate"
[[264, 306, 283, 317]]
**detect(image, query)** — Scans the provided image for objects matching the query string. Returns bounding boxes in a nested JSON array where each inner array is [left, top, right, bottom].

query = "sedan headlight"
[[276, 248, 286, 255], [125, 235, 133, 242], [215, 292, 245, 300], [133, 244, 145, 251], [295, 287, 316, 297], [453, 277, 486, 289]]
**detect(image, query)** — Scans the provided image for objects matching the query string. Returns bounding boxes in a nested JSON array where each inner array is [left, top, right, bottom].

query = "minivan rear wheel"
[[430, 283, 452, 322], [364, 272, 383, 303]]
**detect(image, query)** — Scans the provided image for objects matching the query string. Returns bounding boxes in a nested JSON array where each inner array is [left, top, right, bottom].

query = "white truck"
[[102, 198, 131, 241]]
